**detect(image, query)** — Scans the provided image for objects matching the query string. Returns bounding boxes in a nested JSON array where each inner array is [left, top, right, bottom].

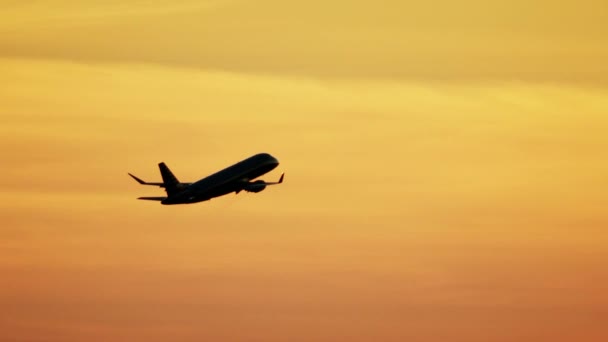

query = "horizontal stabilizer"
[[137, 196, 167, 201]]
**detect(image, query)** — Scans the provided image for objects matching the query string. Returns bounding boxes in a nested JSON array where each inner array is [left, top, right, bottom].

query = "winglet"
[[263, 173, 284, 185], [128, 173, 147, 184]]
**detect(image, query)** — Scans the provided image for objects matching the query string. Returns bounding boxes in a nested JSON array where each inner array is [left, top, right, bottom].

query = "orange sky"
[[1, 1, 608, 341]]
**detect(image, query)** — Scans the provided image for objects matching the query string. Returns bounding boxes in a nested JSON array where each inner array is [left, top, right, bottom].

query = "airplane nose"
[[263, 153, 279, 165]]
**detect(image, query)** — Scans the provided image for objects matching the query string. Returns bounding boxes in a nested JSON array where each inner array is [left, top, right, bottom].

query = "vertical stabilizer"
[[158, 162, 180, 195]]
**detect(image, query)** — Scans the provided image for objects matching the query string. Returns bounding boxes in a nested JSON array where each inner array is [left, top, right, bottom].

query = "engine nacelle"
[[243, 180, 266, 193]]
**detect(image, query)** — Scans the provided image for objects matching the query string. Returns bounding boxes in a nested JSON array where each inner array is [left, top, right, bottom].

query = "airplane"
[[128, 153, 284, 205]]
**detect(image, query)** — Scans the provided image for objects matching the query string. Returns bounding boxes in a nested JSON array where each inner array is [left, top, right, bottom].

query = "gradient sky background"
[[1, 1, 608, 341]]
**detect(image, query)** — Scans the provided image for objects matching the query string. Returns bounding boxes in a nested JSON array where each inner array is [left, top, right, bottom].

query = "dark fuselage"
[[161, 153, 279, 204]]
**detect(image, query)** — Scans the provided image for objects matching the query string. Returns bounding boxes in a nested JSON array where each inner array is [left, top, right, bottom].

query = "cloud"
[[2, 58, 607, 217], [0, 0, 607, 82]]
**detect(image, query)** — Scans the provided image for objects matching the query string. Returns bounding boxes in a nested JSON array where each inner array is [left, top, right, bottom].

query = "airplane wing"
[[128, 173, 164, 186], [137, 196, 167, 201], [236, 173, 284, 194], [264, 173, 284, 185]]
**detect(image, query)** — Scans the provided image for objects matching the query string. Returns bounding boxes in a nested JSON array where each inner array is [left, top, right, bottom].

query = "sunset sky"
[[1, 1, 608, 341]]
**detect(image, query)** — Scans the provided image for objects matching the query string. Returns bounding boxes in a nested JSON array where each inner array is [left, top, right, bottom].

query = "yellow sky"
[[1, 1, 608, 341]]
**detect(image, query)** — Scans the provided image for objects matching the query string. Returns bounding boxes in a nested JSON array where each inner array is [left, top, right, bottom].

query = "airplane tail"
[[159, 162, 180, 195]]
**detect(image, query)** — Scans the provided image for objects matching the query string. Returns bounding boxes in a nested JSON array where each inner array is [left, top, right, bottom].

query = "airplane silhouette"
[[129, 153, 283, 205]]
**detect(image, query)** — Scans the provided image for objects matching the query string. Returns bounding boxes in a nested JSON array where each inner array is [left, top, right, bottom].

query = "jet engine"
[[243, 180, 267, 193]]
